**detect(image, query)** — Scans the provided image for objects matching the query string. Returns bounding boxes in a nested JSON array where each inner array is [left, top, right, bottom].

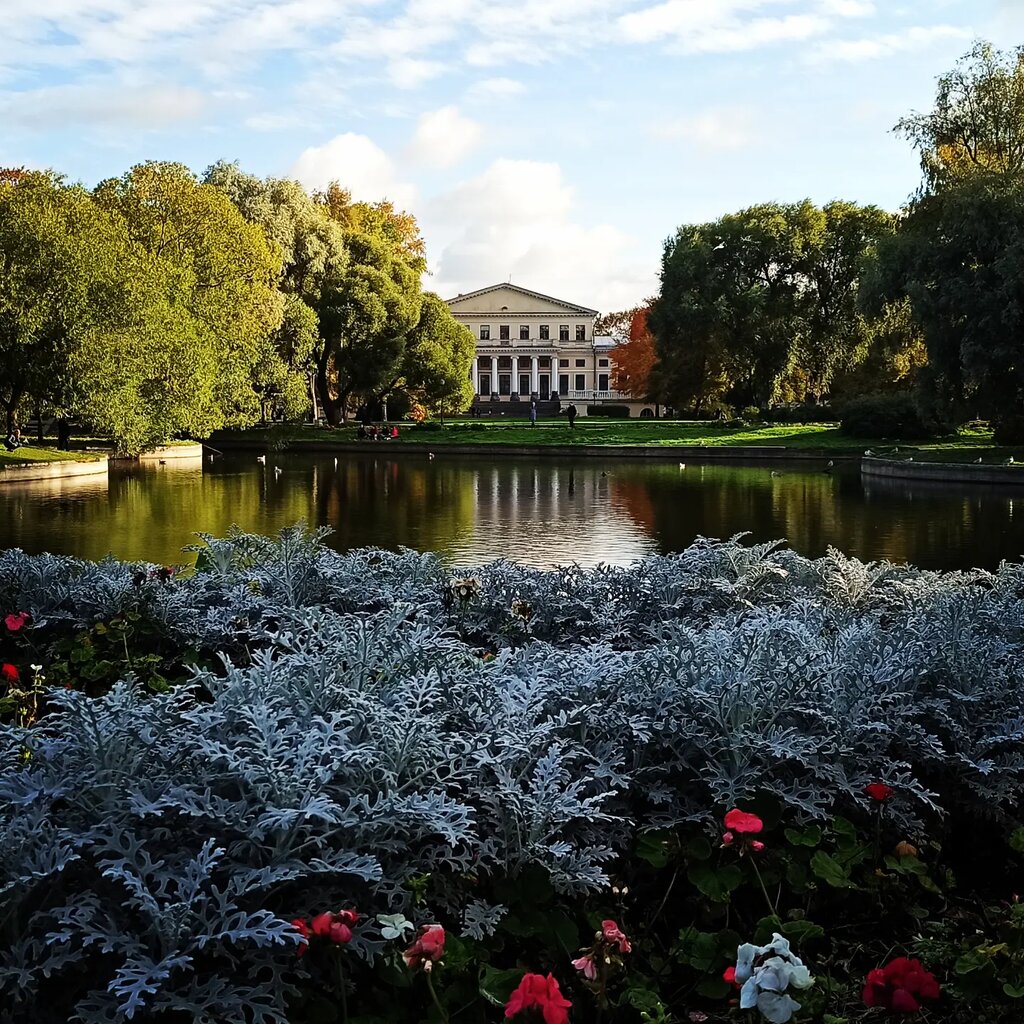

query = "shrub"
[[4, 530, 1024, 1021], [585, 405, 631, 418], [741, 405, 761, 421], [762, 404, 839, 424], [412, 420, 444, 431], [839, 393, 942, 440]]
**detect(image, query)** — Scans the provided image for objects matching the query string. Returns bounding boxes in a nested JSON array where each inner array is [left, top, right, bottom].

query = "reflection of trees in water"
[[2, 454, 1023, 571], [608, 463, 1023, 570]]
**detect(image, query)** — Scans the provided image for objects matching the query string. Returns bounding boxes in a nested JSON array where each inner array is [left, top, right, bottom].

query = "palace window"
[[499, 325, 510, 340], [498, 356, 512, 369], [479, 325, 490, 340], [539, 325, 550, 340], [559, 325, 570, 340], [479, 374, 491, 395], [575, 325, 586, 340], [520, 325, 530, 340], [559, 358, 570, 367], [599, 373, 609, 392], [559, 374, 570, 393], [574, 374, 586, 391], [598, 358, 609, 367], [575, 359, 586, 367]]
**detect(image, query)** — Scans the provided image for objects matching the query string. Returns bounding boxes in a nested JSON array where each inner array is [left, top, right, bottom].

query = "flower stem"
[[335, 954, 349, 1024], [426, 969, 450, 1023], [750, 856, 778, 920]]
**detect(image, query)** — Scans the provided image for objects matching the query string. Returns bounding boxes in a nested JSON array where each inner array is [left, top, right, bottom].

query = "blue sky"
[[1, 0, 1018, 310]]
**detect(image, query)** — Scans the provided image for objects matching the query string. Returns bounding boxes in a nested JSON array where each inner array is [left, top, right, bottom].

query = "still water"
[[2, 452, 1024, 570]]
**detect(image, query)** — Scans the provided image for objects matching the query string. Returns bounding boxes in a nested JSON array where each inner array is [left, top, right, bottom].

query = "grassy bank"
[[213, 420, 1019, 460], [0, 446, 106, 467]]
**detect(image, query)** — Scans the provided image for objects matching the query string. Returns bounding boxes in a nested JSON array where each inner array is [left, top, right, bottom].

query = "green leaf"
[[780, 919, 825, 944], [697, 977, 731, 999], [1010, 827, 1024, 853], [479, 966, 525, 1007], [784, 825, 822, 847], [636, 830, 673, 868], [683, 834, 712, 861], [810, 850, 853, 888], [675, 928, 720, 971], [687, 863, 742, 903], [1003, 983, 1024, 999]]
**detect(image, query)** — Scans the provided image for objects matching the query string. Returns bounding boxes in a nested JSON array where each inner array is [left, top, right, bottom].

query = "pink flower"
[[572, 954, 597, 980], [504, 973, 572, 1024], [721, 831, 735, 847], [404, 923, 446, 971], [4, 612, 28, 632], [601, 919, 631, 953], [1, 663, 18, 685], [291, 918, 310, 957], [750, 840, 765, 853], [865, 782, 895, 803], [310, 909, 359, 945], [723, 808, 764, 834]]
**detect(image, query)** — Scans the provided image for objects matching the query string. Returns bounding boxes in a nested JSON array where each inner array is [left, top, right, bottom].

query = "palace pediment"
[[446, 283, 598, 316]]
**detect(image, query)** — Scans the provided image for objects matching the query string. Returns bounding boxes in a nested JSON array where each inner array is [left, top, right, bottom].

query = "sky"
[[2, 1, 1022, 312]]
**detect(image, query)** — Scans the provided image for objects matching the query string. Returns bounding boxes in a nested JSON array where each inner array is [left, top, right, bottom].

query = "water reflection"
[[1, 453, 1023, 570]]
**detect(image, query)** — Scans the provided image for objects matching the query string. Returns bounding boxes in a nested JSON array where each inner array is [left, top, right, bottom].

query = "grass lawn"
[[0, 446, 106, 467], [220, 420, 1022, 461]]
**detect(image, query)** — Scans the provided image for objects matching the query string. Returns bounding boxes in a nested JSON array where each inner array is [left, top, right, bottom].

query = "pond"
[[2, 451, 1023, 570]]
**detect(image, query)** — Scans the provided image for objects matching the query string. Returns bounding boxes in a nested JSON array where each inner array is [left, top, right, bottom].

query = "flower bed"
[[2, 528, 1024, 1022]]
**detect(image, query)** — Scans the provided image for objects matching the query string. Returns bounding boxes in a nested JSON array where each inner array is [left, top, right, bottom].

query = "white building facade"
[[446, 284, 624, 409]]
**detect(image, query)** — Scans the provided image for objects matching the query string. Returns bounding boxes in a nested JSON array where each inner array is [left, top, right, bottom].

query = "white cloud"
[[617, 1, 833, 53], [406, 106, 482, 169], [0, 82, 205, 129], [387, 57, 447, 89], [465, 77, 526, 102], [652, 105, 758, 150], [290, 133, 420, 208], [811, 24, 973, 62], [425, 159, 655, 309]]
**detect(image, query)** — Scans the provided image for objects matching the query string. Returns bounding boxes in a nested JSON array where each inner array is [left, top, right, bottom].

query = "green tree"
[[796, 201, 896, 401], [395, 292, 476, 417], [94, 162, 282, 432], [881, 43, 1024, 439]]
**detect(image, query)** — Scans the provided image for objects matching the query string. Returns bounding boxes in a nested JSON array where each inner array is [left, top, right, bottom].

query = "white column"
[[531, 355, 539, 394], [513, 355, 521, 395], [471, 357, 479, 395], [551, 352, 558, 395], [490, 355, 498, 395]]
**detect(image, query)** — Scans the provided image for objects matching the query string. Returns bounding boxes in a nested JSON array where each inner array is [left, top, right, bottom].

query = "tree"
[[610, 308, 658, 400], [94, 162, 282, 433], [649, 203, 815, 411], [881, 42, 1024, 440], [897, 42, 1024, 191], [796, 201, 896, 401], [595, 307, 641, 338], [396, 292, 476, 417], [315, 230, 423, 424]]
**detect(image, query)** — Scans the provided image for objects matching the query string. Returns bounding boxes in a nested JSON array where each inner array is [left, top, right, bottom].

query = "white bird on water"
[[771, 471, 781, 478], [428, 452, 435, 460], [1004, 456, 1016, 466], [256, 455, 266, 464], [334, 457, 338, 468], [974, 457, 983, 464], [678, 462, 686, 469], [274, 466, 282, 477]]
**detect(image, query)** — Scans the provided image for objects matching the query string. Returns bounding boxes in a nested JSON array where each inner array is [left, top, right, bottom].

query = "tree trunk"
[[56, 418, 70, 451], [35, 403, 43, 443], [316, 348, 343, 426], [4, 388, 24, 435]]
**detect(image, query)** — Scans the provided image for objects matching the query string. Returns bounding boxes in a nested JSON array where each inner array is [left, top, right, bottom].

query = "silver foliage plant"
[[2, 527, 1024, 1021]]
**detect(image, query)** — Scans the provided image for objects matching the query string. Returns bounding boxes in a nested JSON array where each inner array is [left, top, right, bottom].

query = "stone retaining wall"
[[861, 455, 1024, 485], [0, 457, 109, 485]]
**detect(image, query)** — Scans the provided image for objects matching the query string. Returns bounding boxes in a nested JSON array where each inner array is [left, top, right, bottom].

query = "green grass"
[[217, 420, 1022, 461], [0, 446, 106, 467]]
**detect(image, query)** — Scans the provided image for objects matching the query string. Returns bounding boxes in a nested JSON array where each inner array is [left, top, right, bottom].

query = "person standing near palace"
[[566, 404, 577, 429], [529, 401, 538, 427]]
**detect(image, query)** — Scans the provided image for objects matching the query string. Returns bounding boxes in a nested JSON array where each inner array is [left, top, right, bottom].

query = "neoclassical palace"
[[446, 284, 623, 410]]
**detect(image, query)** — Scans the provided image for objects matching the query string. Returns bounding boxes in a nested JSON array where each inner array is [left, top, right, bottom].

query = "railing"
[[564, 390, 627, 402]]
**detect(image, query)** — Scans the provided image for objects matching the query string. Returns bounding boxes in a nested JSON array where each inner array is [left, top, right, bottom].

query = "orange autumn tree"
[[610, 307, 657, 399]]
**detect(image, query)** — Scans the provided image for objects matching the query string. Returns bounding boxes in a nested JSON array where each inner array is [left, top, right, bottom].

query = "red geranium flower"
[[601, 919, 631, 954], [291, 918, 310, 957], [1, 663, 18, 684], [723, 808, 764, 834], [403, 923, 446, 971], [4, 612, 28, 632], [863, 957, 940, 1013], [310, 909, 359, 945], [723, 965, 739, 987], [865, 782, 895, 803], [504, 973, 572, 1024]]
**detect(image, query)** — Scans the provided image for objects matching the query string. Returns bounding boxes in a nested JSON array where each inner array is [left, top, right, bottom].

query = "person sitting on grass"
[[4, 428, 22, 451], [357, 424, 369, 440], [390, 425, 399, 438]]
